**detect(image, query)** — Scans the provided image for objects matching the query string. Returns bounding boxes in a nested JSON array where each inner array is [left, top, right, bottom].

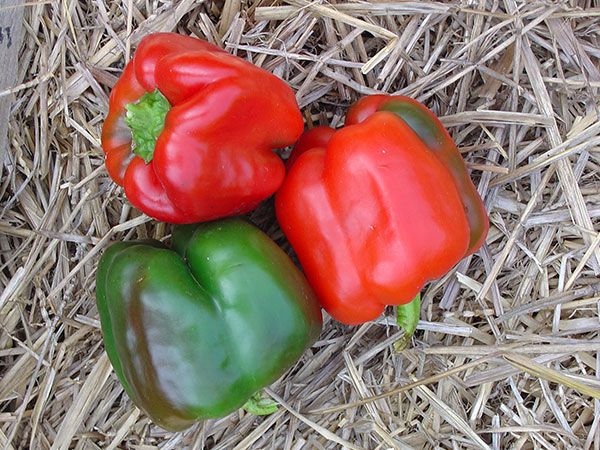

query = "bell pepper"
[[275, 95, 488, 325], [101, 33, 304, 224], [96, 218, 322, 431], [284, 125, 335, 170]]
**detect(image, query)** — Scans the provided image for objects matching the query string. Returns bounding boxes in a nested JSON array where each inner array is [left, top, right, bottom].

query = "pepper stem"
[[242, 391, 279, 416], [394, 293, 421, 352], [124, 89, 170, 163]]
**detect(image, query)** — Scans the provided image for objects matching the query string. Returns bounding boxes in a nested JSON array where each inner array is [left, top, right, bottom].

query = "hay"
[[1, 0, 599, 448]]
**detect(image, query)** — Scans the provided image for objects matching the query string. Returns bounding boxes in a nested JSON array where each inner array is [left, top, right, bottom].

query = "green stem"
[[242, 391, 278, 416], [124, 89, 170, 163], [394, 293, 421, 352]]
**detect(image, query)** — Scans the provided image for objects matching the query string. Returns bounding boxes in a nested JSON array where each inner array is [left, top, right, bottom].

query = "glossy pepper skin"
[[96, 219, 322, 431], [101, 33, 304, 223], [276, 95, 488, 325]]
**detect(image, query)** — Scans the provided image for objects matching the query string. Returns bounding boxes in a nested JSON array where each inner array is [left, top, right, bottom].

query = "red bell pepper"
[[101, 33, 303, 223], [276, 95, 488, 325], [284, 125, 335, 170]]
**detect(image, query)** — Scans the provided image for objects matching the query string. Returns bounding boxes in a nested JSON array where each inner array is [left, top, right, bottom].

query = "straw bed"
[[1, 1, 599, 449]]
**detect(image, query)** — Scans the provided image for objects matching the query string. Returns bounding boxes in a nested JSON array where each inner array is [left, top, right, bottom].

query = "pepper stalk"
[[125, 89, 171, 163]]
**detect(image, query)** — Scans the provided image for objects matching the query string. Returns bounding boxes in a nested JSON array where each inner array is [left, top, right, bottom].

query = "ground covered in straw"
[[1, 1, 600, 449]]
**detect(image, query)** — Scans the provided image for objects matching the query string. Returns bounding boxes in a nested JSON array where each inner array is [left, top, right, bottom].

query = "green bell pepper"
[[96, 218, 322, 431]]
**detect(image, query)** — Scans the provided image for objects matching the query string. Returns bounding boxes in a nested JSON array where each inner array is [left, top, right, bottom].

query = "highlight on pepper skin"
[[101, 32, 304, 224]]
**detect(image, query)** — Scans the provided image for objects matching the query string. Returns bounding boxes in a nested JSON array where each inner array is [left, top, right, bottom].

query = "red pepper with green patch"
[[276, 95, 488, 326]]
